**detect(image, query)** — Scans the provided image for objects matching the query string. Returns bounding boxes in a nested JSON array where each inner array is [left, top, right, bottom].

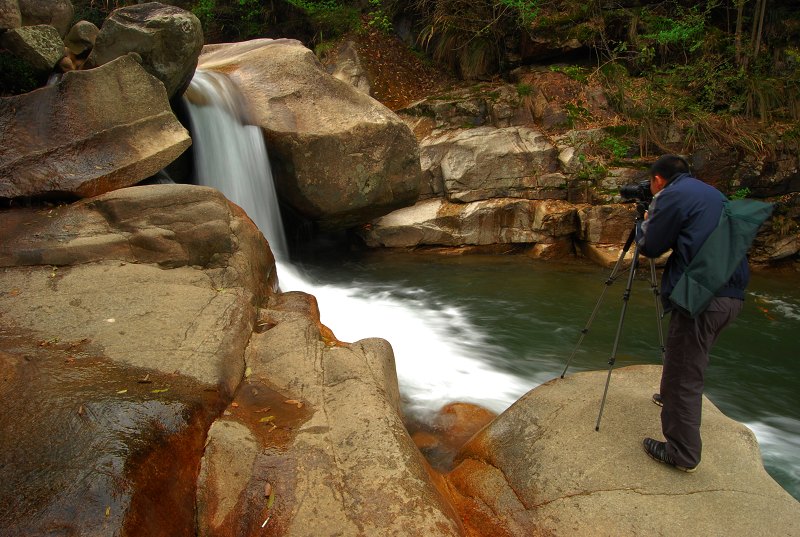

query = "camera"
[[619, 179, 653, 204]]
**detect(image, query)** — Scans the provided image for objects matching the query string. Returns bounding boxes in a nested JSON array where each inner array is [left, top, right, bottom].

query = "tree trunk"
[[735, 0, 746, 66], [754, 0, 767, 57]]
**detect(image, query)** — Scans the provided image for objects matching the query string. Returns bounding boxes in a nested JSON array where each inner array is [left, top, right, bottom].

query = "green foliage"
[[515, 82, 532, 97], [499, 0, 541, 26], [550, 64, 588, 83], [575, 154, 608, 182], [641, 5, 708, 55], [285, 0, 360, 38], [366, 0, 393, 34], [190, 0, 270, 40], [564, 101, 591, 128], [598, 135, 629, 161], [192, 0, 216, 29], [730, 187, 751, 200]]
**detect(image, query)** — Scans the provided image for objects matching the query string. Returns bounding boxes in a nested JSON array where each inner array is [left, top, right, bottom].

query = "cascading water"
[[185, 70, 289, 262], [183, 70, 531, 419]]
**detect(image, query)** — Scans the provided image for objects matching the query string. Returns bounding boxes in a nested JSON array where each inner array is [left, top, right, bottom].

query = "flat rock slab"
[[450, 365, 800, 536]]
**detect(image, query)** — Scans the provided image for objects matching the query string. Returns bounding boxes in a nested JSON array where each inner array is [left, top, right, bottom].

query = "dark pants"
[[660, 297, 743, 468]]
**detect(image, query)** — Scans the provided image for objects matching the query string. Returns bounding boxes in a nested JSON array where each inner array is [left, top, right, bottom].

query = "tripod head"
[[635, 201, 648, 221]]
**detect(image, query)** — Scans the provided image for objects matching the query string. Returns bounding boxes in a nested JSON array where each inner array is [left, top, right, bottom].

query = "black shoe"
[[652, 393, 663, 407], [643, 438, 697, 473]]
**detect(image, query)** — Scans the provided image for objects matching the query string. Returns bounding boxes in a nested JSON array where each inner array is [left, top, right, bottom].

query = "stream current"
[[184, 70, 799, 501]]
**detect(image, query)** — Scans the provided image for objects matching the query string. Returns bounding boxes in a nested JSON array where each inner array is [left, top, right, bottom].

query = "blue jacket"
[[637, 173, 749, 311]]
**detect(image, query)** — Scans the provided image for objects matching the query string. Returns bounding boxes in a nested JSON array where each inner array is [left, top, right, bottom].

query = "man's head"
[[650, 154, 690, 194]]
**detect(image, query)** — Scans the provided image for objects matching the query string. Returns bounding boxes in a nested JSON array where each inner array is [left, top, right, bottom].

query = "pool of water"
[[284, 250, 800, 500]]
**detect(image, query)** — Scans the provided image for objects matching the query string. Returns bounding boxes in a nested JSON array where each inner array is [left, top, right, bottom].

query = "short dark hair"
[[650, 154, 690, 182]]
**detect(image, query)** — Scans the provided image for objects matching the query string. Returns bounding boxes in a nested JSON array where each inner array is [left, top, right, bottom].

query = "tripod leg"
[[595, 241, 641, 431], [561, 227, 637, 378], [648, 257, 666, 362]]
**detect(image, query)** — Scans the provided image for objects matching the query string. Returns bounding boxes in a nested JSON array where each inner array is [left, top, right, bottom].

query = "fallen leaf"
[[264, 483, 272, 497], [258, 416, 276, 423], [244, 367, 252, 378], [284, 399, 304, 409], [138, 374, 152, 384], [254, 407, 272, 413], [78, 405, 85, 416], [151, 388, 169, 394], [116, 389, 128, 394], [105, 506, 111, 517], [231, 402, 240, 408]]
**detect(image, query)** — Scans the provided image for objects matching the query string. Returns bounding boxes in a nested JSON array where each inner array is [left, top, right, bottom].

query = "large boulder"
[[447, 365, 800, 536], [196, 292, 462, 536], [196, 38, 422, 231], [64, 19, 99, 56], [0, 23, 63, 74], [420, 126, 562, 202], [0, 184, 461, 535], [360, 197, 578, 258], [85, 2, 203, 99], [0, 54, 191, 200], [576, 203, 642, 266], [399, 83, 532, 131], [0, 184, 277, 535], [18, 0, 72, 36]]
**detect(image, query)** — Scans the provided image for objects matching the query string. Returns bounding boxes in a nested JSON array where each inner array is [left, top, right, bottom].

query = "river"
[[184, 69, 799, 501], [283, 248, 800, 500]]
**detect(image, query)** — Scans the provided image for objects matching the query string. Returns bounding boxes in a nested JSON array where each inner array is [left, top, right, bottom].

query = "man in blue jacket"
[[637, 154, 747, 472]]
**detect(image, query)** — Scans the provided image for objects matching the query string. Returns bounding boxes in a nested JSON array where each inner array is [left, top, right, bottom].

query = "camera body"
[[620, 179, 653, 205]]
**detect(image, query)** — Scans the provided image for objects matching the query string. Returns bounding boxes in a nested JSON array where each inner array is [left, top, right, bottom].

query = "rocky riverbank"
[[1, 2, 799, 534]]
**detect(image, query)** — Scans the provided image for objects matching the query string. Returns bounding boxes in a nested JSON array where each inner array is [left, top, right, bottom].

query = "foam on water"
[[184, 71, 531, 421], [278, 263, 532, 418]]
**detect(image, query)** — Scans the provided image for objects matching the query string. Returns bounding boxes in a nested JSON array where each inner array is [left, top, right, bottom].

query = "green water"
[[292, 250, 800, 500]]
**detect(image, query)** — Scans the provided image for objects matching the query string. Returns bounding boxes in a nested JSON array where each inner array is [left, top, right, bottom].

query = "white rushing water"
[[184, 70, 531, 420], [185, 70, 289, 262]]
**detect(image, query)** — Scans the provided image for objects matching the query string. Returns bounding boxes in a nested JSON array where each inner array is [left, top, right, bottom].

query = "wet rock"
[[198, 38, 421, 231], [86, 2, 203, 99], [409, 402, 497, 472], [198, 291, 463, 536], [0, 184, 278, 535], [0, 54, 191, 200]]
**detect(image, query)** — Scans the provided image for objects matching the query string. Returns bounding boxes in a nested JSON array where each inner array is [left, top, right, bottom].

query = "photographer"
[[636, 154, 748, 472]]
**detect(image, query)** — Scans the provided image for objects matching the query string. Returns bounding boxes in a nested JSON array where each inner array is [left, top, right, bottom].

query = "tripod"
[[560, 205, 665, 431]]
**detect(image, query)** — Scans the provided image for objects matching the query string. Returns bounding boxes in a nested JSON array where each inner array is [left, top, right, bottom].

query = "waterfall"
[[184, 70, 289, 262], [183, 70, 530, 420]]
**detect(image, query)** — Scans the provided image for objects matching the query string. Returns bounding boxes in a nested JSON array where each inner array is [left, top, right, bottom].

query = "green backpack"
[[669, 196, 774, 318]]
